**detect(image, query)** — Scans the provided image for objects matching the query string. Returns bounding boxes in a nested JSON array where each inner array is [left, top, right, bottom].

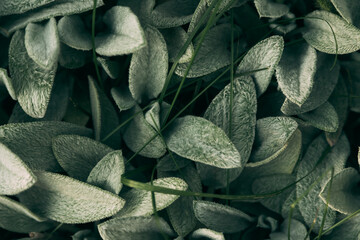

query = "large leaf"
[[275, 43, 317, 106], [254, 0, 289, 18], [89, 76, 121, 149], [98, 216, 174, 240], [0, 196, 52, 233], [237, 35, 284, 96], [115, 177, 187, 218], [0, 121, 92, 171], [0, 0, 55, 17], [296, 133, 350, 233], [18, 171, 125, 224], [95, 6, 146, 56], [331, 0, 360, 28], [320, 168, 360, 215], [165, 116, 241, 169], [129, 25, 168, 103], [303, 10, 360, 54], [193, 200, 255, 233], [52, 135, 113, 181], [0, 0, 104, 37], [0, 142, 36, 195], [9, 29, 57, 118]]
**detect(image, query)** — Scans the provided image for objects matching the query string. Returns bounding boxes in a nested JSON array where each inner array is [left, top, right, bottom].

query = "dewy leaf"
[[115, 177, 187, 218], [0, 0, 55, 17], [281, 52, 339, 115], [331, 0, 360, 28], [298, 101, 339, 132], [89, 76, 121, 149], [0, 0, 104, 37], [0, 121, 92, 171], [296, 133, 350, 233], [0, 68, 16, 100], [58, 15, 92, 51], [18, 171, 125, 224], [319, 168, 360, 215], [98, 216, 174, 240], [237, 35, 284, 96], [303, 10, 360, 54], [95, 6, 146, 56], [111, 86, 136, 112], [193, 200, 255, 233], [175, 24, 232, 78], [165, 116, 241, 169], [190, 228, 225, 240], [87, 150, 125, 195], [254, 0, 290, 18], [9, 30, 57, 118], [0, 142, 36, 195], [122, 104, 166, 158], [160, 27, 194, 63], [129, 25, 168, 103], [0, 196, 52, 233], [52, 135, 113, 182], [275, 43, 317, 106]]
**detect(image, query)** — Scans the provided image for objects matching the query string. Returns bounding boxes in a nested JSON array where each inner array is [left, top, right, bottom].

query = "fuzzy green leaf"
[[237, 35, 284, 96], [52, 135, 113, 181], [331, 0, 360, 28], [111, 86, 136, 112], [254, 0, 290, 18], [18, 171, 125, 224], [0, 0, 55, 17], [190, 228, 225, 240], [325, 214, 360, 240], [165, 116, 241, 169]]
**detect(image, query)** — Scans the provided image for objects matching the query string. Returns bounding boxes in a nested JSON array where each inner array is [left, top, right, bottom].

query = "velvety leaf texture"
[[18, 171, 125, 224], [254, 0, 290, 18], [111, 86, 136, 112], [0, 0, 55, 17], [331, 0, 360, 28], [165, 115, 242, 169]]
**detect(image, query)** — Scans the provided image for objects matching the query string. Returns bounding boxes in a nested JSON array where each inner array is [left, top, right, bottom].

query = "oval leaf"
[[18, 171, 125, 224], [254, 0, 290, 18]]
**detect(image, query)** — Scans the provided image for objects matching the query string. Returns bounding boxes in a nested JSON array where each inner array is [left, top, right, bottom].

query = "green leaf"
[[58, 42, 90, 69], [331, 0, 360, 28], [165, 115, 241, 169], [9, 29, 57, 118], [269, 218, 308, 240], [0, 67, 16, 100], [18, 171, 125, 224], [0, 142, 36, 195], [52, 135, 113, 181], [254, 0, 290, 18], [275, 43, 317, 106], [98, 216, 174, 240], [160, 27, 194, 63], [175, 24, 232, 78], [0, 196, 53, 233], [129, 25, 168, 103], [237, 35, 284, 96], [298, 101, 339, 132], [325, 214, 360, 240], [89, 76, 121, 149], [95, 6, 146, 56], [122, 104, 166, 158], [193, 200, 255, 233], [281, 52, 339, 115], [111, 86, 136, 112], [0, 0, 54, 17], [303, 10, 360, 54], [87, 150, 125, 195], [0, 121, 92, 171], [115, 177, 187, 218], [97, 57, 120, 80], [144, 102, 161, 130], [319, 168, 360, 214], [0, 0, 104, 37], [58, 15, 92, 51], [190, 228, 225, 240], [296, 133, 350, 233]]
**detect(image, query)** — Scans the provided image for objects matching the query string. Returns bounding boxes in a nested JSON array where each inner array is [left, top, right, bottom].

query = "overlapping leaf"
[[331, 0, 360, 28], [0, 0, 55, 17], [111, 86, 136, 112], [254, 0, 289, 18]]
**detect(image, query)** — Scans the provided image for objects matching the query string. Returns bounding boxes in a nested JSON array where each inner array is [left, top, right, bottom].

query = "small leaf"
[[0, 0, 55, 17], [111, 86, 136, 112], [19, 171, 125, 224], [275, 43, 317, 106], [52, 135, 113, 181], [237, 35, 284, 96], [97, 57, 120, 80], [330, 0, 360, 28], [95, 6, 146, 56], [0, 121, 92, 171], [165, 116, 241, 169], [0, 0, 104, 37], [98, 216, 174, 240], [0, 67, 16, 100], [58, 15, 92, 51], [193, 200, 255, 233], [129, 25, 168, 103], [303, 10, 360, 54], [115, 177, 187, 218], [254, 0, 290, 18], [89, 76, 121, 149], [0, 196, 52, 233], [320, 168, 360, 214], [87, 150, 125, 195], [190, 228, 225, 240]]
